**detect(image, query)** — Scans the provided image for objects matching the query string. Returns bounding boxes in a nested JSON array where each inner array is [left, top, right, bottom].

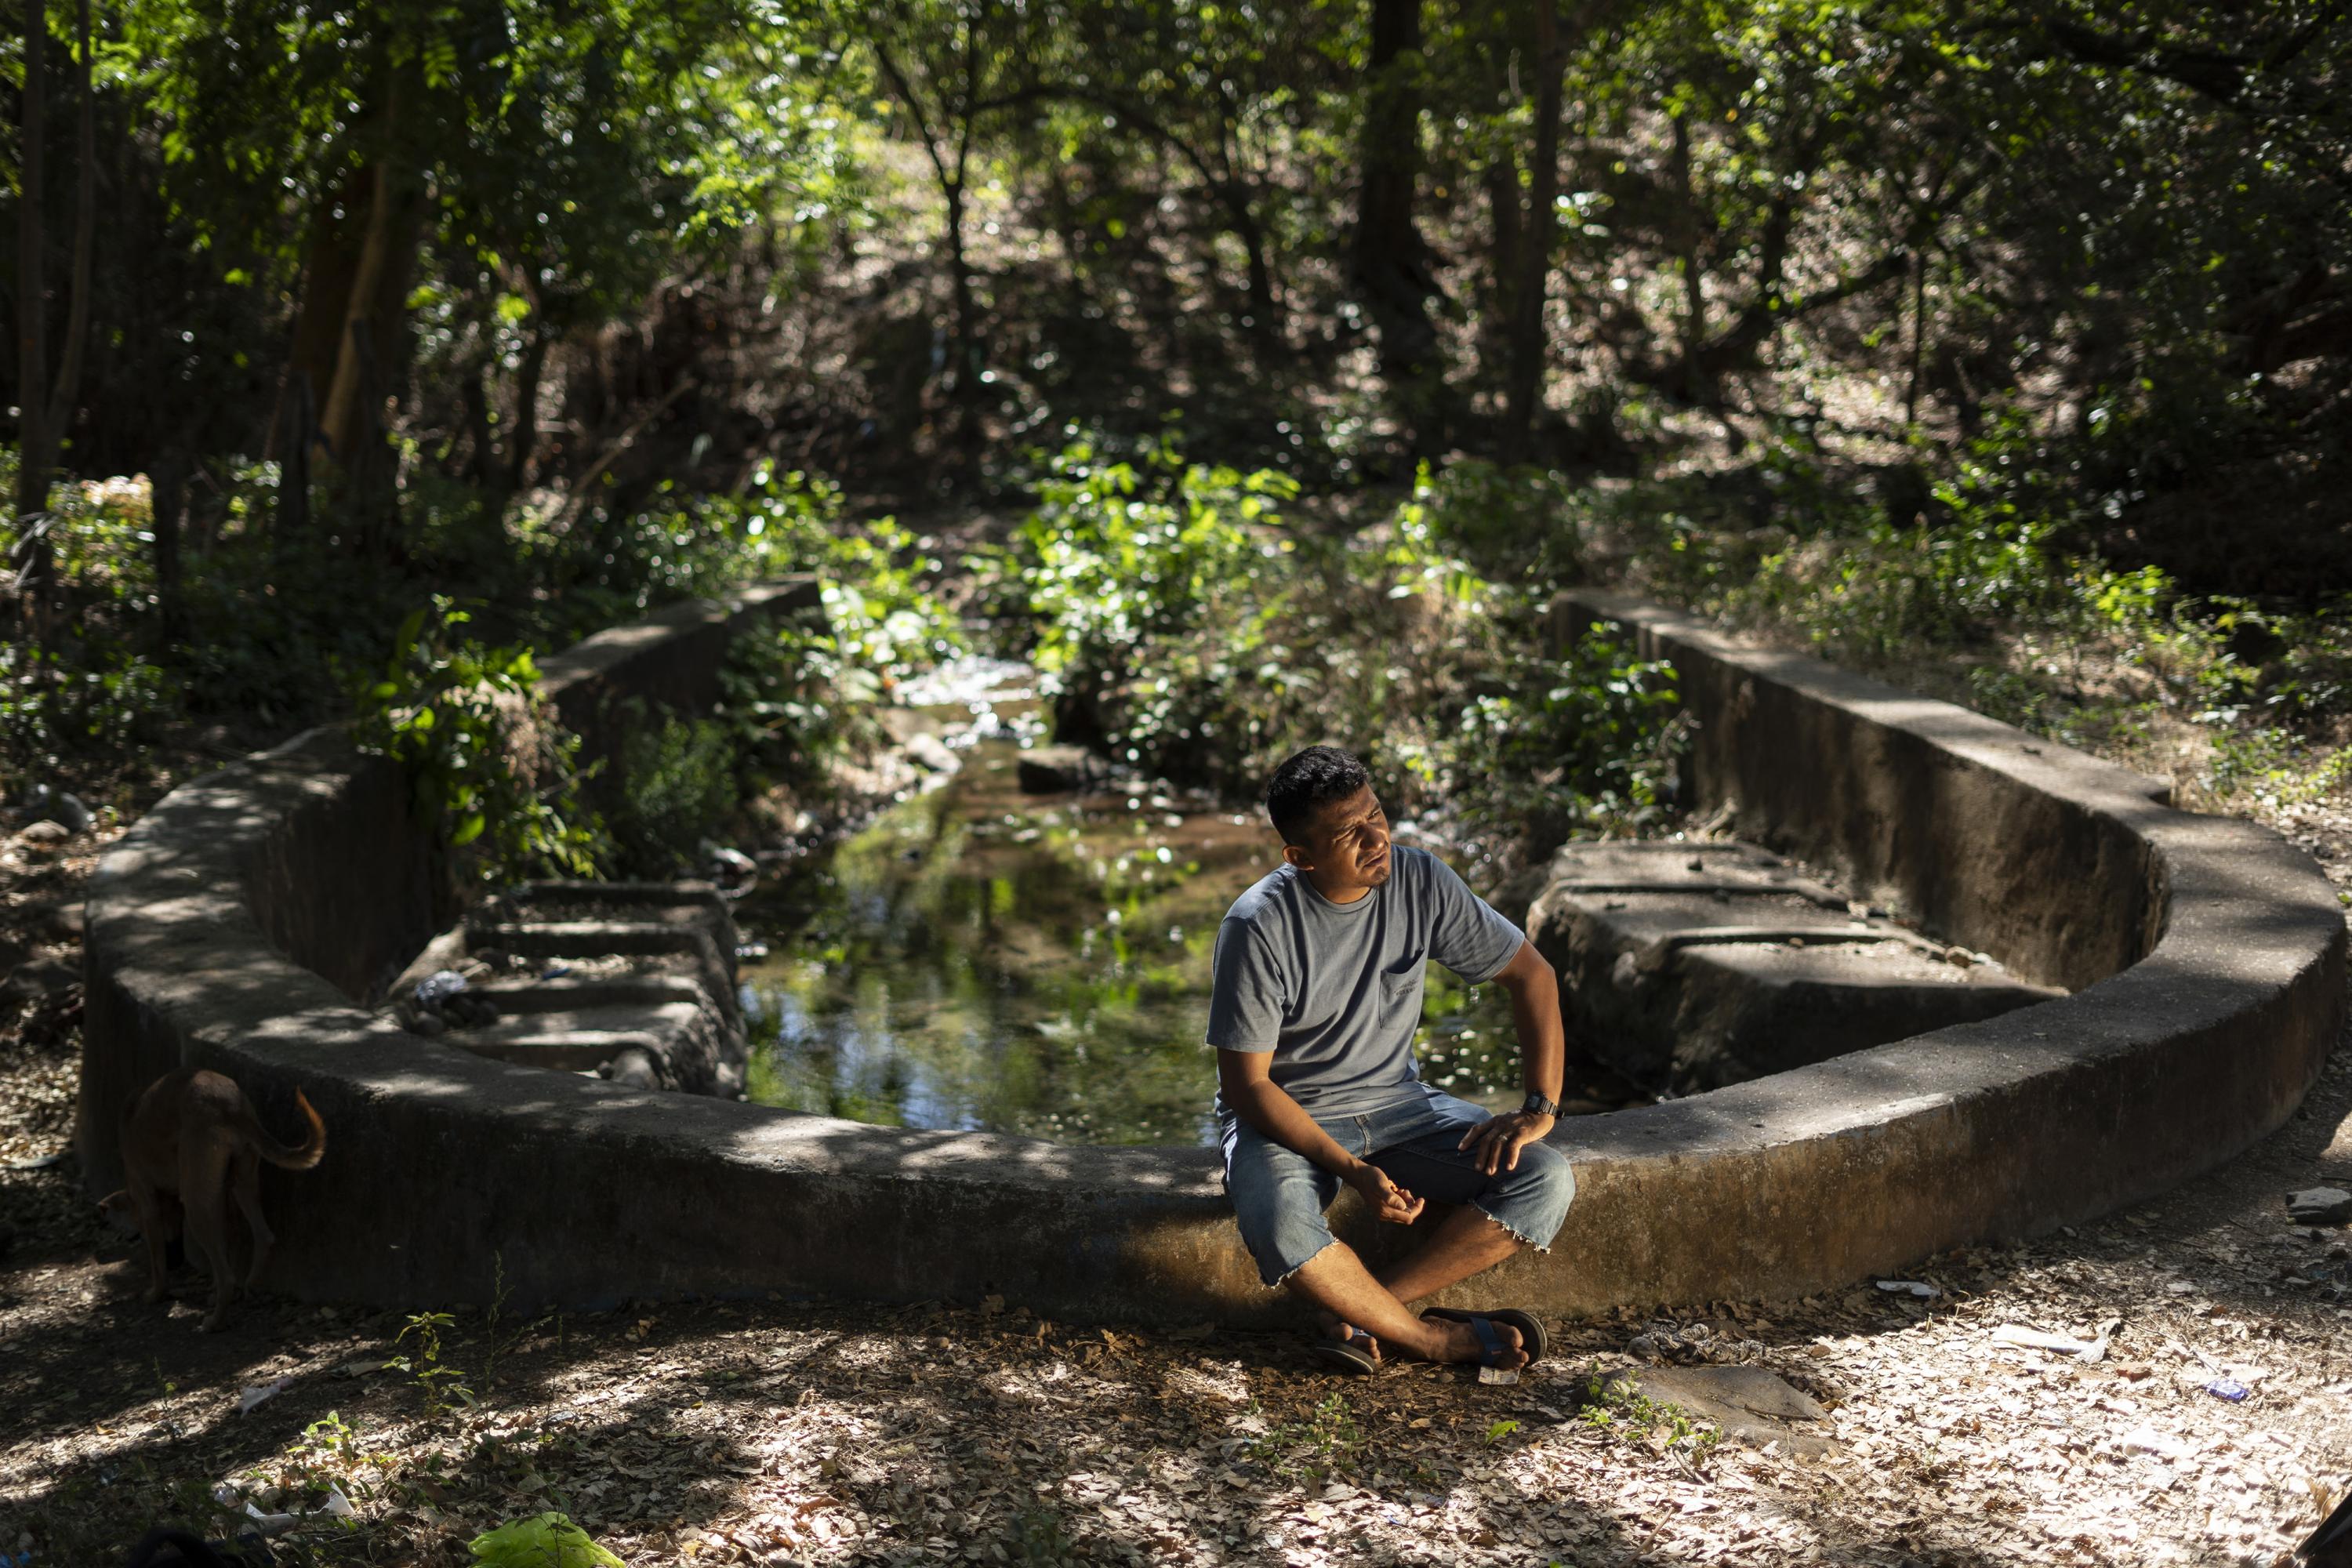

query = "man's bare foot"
[[1317, 1311, 1383, 1363], [1420, 1315, 1526, 1369]]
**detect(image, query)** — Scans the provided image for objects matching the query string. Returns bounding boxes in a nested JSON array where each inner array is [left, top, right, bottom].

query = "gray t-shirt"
[[1204, 844, 1526, 1115]]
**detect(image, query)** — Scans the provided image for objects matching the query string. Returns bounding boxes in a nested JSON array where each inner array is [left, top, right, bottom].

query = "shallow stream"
[[733, 661, 1552, 1146]]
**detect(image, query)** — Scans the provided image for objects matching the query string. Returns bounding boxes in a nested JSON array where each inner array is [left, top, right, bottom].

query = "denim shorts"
[[1218, 1087, 1576, 1289]]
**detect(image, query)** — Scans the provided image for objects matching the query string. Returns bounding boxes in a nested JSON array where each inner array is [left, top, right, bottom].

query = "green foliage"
[[469, 1511, 626, 1568], [1445, 626, 1687, 849], [385, 1311, 476, 1421], [0, 640, 172, 769], [0, 470, 174, 770], [711, 477, 964, 795], [608, 708, 740, 877], [1574, 1374, 1722, 1458], [994, 430, 1305, 786], [352, 598, 610, 887], [988, 437, 1686, 858]]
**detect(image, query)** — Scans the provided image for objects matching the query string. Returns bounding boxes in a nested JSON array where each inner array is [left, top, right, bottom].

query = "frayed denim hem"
[[1472, 1196, 1557, 1254], [1265, 1236, 1340, 1290]]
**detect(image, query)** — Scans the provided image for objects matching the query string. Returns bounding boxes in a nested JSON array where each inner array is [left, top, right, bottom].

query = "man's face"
[[1292, 785, 1392, 893]]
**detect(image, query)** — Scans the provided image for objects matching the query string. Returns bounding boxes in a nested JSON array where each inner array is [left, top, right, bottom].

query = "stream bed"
[[731, 660, 1582, 1146]]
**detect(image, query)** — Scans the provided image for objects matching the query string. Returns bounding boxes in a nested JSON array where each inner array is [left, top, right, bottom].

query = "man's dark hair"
[[1265, 745, 1370, 846]]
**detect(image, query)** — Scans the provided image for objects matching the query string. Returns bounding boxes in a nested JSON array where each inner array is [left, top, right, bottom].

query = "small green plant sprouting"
[[477, 1251, 517, 1392], [386, 1311, 476, 1420], [1575, 1374, 1722, 1458], [1485, 1418, 1523, 1445], [1242, 1393, 1367, 1486]]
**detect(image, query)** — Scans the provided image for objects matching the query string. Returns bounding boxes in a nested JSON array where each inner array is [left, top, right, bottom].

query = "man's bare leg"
[[1289, 1221, 1529, 1369], [1379, 1200, 1523, 1306]]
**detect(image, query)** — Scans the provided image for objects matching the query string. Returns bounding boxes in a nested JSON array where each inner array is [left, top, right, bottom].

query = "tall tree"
[[1499, 0, 1565, 464], [13, 0, 97, 536], [1351, 0, 1447, 449]]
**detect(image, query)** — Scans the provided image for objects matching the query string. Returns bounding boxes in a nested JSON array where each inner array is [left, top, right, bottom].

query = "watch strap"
[[1521, 1091, 1560, 1118]]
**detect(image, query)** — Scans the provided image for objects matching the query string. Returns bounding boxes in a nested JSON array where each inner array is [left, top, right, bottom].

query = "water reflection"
[[735, 670, 1533, 1145]]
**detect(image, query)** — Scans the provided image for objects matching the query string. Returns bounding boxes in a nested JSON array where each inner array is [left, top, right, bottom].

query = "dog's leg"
[[183, 1144, 237, 1332], [127, 1181, 172, 1305], [234, 1147, 274, 1288]]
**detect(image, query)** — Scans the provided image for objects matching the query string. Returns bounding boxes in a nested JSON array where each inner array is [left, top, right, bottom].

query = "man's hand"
[[1458, 1110, 1555, 1176], [1345, 1163, 1425, 1225]]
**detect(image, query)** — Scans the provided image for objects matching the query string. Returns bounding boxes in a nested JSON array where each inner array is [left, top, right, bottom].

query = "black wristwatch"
[[1521, 1091, 1560, 1119]]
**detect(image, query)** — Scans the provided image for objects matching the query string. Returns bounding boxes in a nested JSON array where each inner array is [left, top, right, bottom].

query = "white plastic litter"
[[1875, 1279, 1940, 1298], [413, 970, 469, 1007], [242, 1502, 297, 1537], [1477, 1365, 1521, 1385], [238, 1376, 292, 1414], [1991, 1323, 2110, 1362]]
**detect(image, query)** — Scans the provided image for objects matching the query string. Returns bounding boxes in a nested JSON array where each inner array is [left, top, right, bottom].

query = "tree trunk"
[[1669, 111, 1709, 406], [1501, 0, 1564, 466], [42, 0, 94, 445], [151, 451, 187, 642], [1352, 0, 1444, 445], [1226, 187, 1283, 354], [462, 343, 498, 489], [275, 371, 313, 546], [285, 165, 372, 435], [319, 154, 404, 466], [16, 0, 48, 522], [1479, 149, 1522, 394], [507, 326, 551, 495]]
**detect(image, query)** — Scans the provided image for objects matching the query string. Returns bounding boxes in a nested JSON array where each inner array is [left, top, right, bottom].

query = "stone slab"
[[1608, 1365, 1839, 1456], [1531, 839, 2062, 1090]]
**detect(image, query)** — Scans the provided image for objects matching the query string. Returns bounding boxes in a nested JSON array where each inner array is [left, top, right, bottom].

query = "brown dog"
[[99, 1068, 325, 1331]]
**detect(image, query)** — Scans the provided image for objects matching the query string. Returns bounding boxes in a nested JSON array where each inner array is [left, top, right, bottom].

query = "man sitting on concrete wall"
[[1208, 744, 1576, 1374]]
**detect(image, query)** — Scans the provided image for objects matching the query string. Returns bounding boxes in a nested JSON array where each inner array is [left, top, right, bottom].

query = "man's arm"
[[1457, 940, 1565, 1175], [1218, 1048, 1425, 1225]]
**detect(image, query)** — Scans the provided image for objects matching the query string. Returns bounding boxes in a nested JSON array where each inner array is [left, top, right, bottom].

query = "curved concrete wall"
[[77, 585, 2345, 1323]]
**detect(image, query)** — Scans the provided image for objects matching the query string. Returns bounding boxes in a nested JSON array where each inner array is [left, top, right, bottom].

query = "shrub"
[[985, 436, 1688, 862], [350, 598, 610, 887], [607, 708, 740, 877]]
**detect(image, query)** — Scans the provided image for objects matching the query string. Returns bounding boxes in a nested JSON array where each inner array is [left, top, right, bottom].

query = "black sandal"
[[1309, 1325, 1381, 1375]]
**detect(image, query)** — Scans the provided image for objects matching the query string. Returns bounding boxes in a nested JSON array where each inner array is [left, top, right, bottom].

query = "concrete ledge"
[[76, 585, 2345, 1323]]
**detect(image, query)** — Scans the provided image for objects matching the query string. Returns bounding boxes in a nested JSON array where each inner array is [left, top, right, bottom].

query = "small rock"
[[1, 957, 78, 1002], [1016, 744, 1097, 794], [11, 821, 70, 853], [706, 846, 757, 886], [601, 1046, 663, 1090], [2288, 1187, 2352, 1226], [903, 733, 960, 774], [17, 784, 92, 834]]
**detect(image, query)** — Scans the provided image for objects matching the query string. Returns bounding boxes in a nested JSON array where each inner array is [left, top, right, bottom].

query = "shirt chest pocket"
[[1377, 958, 1425, 1019]]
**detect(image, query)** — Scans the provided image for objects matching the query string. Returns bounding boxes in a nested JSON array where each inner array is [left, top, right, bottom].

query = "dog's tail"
[[240, 1088, 326, 1170]]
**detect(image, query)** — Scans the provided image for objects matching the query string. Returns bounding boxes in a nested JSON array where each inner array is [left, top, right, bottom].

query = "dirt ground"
[[5, 817, 2352, 1568]]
